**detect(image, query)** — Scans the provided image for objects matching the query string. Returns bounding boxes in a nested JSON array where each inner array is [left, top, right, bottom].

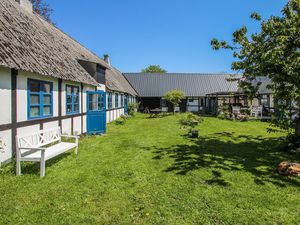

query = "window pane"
[[98, 95, 104, 109], [66, 86, 72, 95], [67, 95, 72, 104], [43, 83, 51, 93], [30, 94, 39, 105], [74, 87, 79, 95], [43, 106, 51, 116], [29, 80, 40, 92], [90, 94, 97, 102], [74, 104, 79, 112], [67, 104, 72, 113], [30, 106, 40, 117], [89, 102, 98, 111], [43, 95, 51, 105], [74, 95, 79, 104]]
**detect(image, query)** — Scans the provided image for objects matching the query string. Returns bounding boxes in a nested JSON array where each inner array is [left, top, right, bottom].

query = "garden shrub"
[[115, 115, 129, 125], [179, 113, 202, 137], [128, 103, 139, 116]]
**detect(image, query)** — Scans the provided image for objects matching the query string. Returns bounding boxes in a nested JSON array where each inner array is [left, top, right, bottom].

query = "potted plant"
[[179, 113, 203, 138]]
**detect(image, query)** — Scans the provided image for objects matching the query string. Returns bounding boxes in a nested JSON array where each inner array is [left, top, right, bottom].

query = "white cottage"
[[0, 0, 137, 165]]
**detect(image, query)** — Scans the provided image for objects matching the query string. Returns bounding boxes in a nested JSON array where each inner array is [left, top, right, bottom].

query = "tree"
[[164, 90, 185, 114], [31, 0, 53, 23], [141, 65, 167, 73], [211, 0, 300, 141]]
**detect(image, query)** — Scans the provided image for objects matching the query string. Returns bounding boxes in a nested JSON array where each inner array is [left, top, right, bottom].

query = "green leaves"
[[211, 0, 300, 137], [164, 90, 185, 113], [250, 12, 262, 21], [141, 65, 167, 73]]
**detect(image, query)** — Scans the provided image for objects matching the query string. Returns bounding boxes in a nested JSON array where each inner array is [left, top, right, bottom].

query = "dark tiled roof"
[[254, 76, 272, 94], [123, 73, 241, 97], [0, 0, 109, 86], [106, 66, 138, 96]]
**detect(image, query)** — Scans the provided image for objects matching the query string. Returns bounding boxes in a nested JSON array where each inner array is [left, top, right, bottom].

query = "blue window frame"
[[66, 85, 80, 114], [28, 79, 53, 119], [107, 92, 113, 109], [115, 93, 119, 108], [121, 94, 124, 107]]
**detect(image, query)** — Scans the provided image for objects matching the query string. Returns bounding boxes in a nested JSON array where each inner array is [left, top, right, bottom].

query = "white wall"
[[0, 67, 12, 125], [106, 91, 131, 123], [0, 67, 12, 163], [0, 68, 99, 164], [0, 130, 12, 164]]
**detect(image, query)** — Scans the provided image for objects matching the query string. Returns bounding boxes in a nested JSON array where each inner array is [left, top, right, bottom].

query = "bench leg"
[[16, 157, 21, 176], [40, 159, 45, 177], [40, 151, 46, 177], [16, 147, 21, 176], [75, 138, 79, 155]]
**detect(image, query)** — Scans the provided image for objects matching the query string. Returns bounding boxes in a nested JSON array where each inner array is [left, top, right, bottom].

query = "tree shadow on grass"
[[143, 132, 300, 188]]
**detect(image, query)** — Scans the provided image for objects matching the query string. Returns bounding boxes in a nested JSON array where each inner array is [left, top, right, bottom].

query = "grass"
[[1, 113, 300, 225]]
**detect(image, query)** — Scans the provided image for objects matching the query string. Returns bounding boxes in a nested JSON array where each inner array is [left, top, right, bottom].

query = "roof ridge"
[[124, 73, 241, 76]]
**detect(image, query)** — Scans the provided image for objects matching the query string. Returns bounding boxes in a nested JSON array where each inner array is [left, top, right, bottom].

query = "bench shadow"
[[11, 152, 73, 176], [142, 132, 300, 188]]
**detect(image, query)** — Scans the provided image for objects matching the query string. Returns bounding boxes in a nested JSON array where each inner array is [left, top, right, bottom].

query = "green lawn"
[[1, 114, 300, 225]]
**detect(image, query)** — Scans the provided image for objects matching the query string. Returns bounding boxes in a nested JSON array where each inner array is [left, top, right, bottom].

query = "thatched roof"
[[0, 0, 110, 86], [106, 66, 137, 96]]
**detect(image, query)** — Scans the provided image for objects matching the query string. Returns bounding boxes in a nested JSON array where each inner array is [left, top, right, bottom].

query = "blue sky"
[[50, 0, 287, 73]]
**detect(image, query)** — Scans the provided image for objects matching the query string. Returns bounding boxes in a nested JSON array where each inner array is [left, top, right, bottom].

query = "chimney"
[[103, 54, 110, 65], [16, 0, 33, 13]]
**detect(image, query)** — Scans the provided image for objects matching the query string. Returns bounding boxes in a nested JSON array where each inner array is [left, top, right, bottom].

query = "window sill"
[[66, 112, 80, 116], [28, 115, 53, 121]]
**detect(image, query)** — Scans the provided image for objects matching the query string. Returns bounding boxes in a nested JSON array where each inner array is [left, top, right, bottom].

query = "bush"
[[240, 108, 251, 115], [164, 90, 185, 114], [128, 103, 139, 116], [179, 113, 202, 137], [238, 115, 249, 122], [115, 115, 129, 125]]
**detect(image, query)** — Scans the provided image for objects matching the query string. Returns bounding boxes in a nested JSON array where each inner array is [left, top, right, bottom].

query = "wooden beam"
[[11, 69, 18, 155], [58, 79, 62, 128], [81, 83, 84, 134]]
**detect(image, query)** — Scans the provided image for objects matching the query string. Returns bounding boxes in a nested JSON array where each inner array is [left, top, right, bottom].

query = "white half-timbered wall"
[[0, 66, 104, 164], [106, 92, 136, 123]]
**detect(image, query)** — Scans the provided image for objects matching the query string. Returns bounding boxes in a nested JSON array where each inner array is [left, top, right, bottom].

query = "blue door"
[[87, 91, 106, 134], [124, 95, 128, 114]]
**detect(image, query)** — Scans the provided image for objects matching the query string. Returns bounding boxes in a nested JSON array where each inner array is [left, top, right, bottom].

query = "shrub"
[[179, 113, 202, 137], [217, 114, 226, 120], [240, 108, 251, 115], [238, 115, 249, 122], [164, 90, 185, 114], [115, 115, 129, 125], [128, 103, 139, 116]]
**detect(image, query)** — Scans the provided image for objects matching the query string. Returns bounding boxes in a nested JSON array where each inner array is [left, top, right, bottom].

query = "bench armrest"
[[19, 147, 46, 151]]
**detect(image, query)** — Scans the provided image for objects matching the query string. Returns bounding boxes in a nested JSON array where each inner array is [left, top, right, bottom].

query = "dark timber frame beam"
[[11, 69, 18, 155]]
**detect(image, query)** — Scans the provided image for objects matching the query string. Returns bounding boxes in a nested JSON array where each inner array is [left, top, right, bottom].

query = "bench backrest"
[[17, 127, 61, 149]]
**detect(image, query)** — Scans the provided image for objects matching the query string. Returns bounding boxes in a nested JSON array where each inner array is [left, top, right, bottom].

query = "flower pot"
[[190, 130, 199, 138]]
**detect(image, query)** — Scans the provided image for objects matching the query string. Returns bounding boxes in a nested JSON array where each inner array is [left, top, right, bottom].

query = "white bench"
[[16, 127, 79, 177]]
